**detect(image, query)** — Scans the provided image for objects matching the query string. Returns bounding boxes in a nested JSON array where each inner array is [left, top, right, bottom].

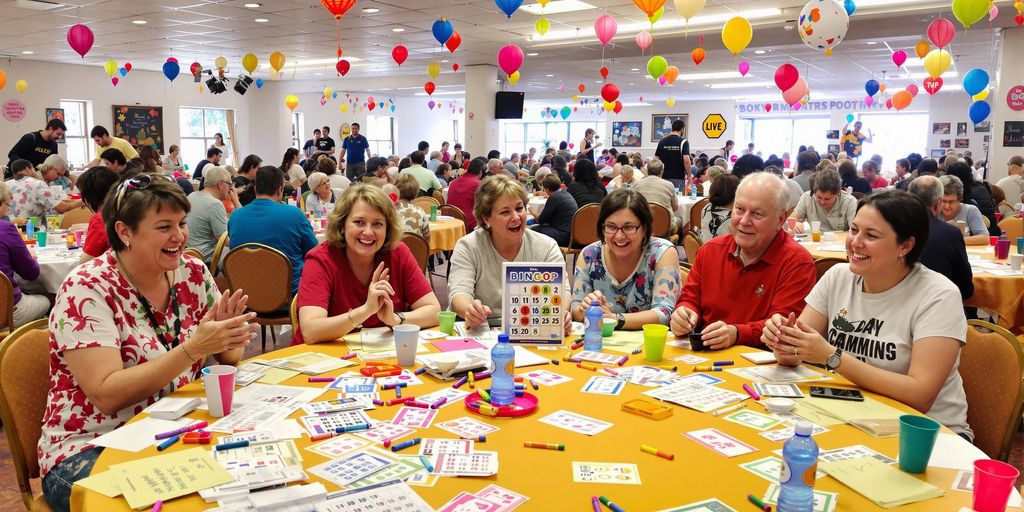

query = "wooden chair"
[[412, 196, 440, 214], [649, 203, 675, 242], [0, 318, 52, 511], [997, 216, 1023, 242], [679, 265, 690, 286], [301, 190, 312, 212], [59, 206, 92, 229], [182, 247, 204, 261], [682, 232, 702, 264], [402, 232, 431, 277], [689, 197, 709, 236], [222, 243, 293, 353], [990, 184, 1007, 205], [0, 272, 15, 340], [852, 191, 866, 200], [961, 320, 1024, 461], [563, 204, 602, 257], [289, 294, 299, 335], [439, 204, 467, 229], [432, 190, 445, 205], [210, 232, 229, 277], [814, 257, 846, 282]]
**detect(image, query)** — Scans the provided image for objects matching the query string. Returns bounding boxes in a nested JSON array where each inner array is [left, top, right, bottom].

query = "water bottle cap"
[[590, 300, 599, 306], [794, 420, 813, 436], [498, 333, 509, 343]]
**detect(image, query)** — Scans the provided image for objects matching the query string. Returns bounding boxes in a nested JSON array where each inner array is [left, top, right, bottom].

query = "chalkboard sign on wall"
[[112, 105, 164, 154], [1005, 121, 1024, 148]]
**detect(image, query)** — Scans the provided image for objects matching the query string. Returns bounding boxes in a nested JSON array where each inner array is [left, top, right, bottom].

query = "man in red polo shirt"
[[672, 172, 815, 349]]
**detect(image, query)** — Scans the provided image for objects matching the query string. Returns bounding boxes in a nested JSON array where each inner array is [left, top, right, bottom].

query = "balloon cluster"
[[103, 59, 134, 87], [962, 68, 991, 124], [774, 64, 809, 109]]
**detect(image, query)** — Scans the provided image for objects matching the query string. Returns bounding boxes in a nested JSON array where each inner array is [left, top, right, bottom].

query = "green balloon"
[[648, 6, 663, 24], [647, 55, 668, 79], [952, 0, 988, 28]]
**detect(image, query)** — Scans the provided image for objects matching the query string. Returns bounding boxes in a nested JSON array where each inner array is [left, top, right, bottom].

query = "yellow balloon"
[[284, 94, 299, 111], [15, 79, 27, 93], [270, 51, 286, 72], [923, 49, 952, 78], [215, 56, 228, 69], [721, 16, 753, 55], [104, 59, 118, 77], [242, 53, 258, 74], [674, 0, 706, 20], [538, 0, 549, 5], [666, 97, 677, 107], [973, 89, 990, 101], [535, 17, 550, 36], [0, 69, 7, 90], [323, 87, 334, 98], [508, 71, 520, 85], [340, 104, 348, 112], [427, 62, 441, 79], [572, 95, 579, 102], [604, 100, 615, 111], [648, 6, 664, 24]]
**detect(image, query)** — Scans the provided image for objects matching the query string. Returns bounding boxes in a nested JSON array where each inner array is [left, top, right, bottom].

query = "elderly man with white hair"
[[186, 165, 234, 263], [671, 172, 816, 349]]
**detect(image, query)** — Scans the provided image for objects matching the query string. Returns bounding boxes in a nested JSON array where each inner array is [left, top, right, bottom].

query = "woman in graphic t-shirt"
[[761, 190, 973, 441]]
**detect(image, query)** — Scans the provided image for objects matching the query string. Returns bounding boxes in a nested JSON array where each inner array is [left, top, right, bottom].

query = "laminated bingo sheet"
[[501, 263, 565, 344]]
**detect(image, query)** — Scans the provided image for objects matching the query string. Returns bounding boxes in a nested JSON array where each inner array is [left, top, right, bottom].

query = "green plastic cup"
[[35, 231, 47, 247], [438, 311, 457, 335], [898, 414, 941, 474], [430, 205, 438, 222], [642, 324, 669, 362], [602, 318, 616, 337]]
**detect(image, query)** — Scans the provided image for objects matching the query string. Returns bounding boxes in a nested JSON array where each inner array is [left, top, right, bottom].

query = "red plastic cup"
[[973, 459, 1020, 512], [990, 236, 998, 246]]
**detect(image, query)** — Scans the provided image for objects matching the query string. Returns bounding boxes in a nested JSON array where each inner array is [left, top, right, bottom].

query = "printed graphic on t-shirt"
[[826, 308, 896, 361]]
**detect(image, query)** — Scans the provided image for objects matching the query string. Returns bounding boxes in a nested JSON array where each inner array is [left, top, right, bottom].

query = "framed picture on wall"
[[974, 121, 991, 133], [930, 149, 946, 158], [112, 105, 164, 153], [955, 138, 970, 148], [45, 108, 65, 143], [826, 130, 840, 140], [651, 114, 687, 142], [932, 123, 950, 134], [940, 139, 951, 148], [827, 144, 841, 154], [956, 122, 968, 136], [611, 121, 642, 147]]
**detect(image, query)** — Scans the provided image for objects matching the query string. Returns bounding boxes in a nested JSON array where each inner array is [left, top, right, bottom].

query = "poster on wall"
[[956, 123, 968, 136], [45, 108, 66, 143], [611, 121, 642, 147], [974, 121, 990, 133], [1004, 121, 1024, 147], [955, 138, 970, 149], [932, 123, 951, 135], [651, 114, 687, 142], [826, 130, 840, 140], [827, 144, 840, 154], [940, 139, 951, 148], [930, 149, 945, 158], [112, 105, 164, 154]]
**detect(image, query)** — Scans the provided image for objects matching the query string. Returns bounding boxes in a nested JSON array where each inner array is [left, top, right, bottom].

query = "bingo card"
[[501, 263, 565, 344]]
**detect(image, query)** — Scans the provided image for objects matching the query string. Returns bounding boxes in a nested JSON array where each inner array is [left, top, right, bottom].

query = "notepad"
[[146, 397, 201, 420], [109, 448, 234, 509], [821, 457, 945, 509], [794, 395, 906, 427]]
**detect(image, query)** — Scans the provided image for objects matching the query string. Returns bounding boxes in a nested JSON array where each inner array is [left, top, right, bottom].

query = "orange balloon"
[[691, 48, 706, 66], [892, 90, 913, 110], [914, 40, 931, 59], [631, 0, 666, 18], [663, 65, 680, 84], [0, 69, 6, 90], [879, 84, 887, 93]]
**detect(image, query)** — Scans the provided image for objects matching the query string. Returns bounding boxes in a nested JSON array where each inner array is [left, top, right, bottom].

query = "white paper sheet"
[[90, 417, 194, 452]]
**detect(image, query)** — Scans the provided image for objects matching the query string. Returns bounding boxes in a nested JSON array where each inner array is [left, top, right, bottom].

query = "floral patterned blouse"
[[10, 176, 61, 220], [571, 237, 680, 324], [397, 201, 430, 240], [37, 251, 217, 476]]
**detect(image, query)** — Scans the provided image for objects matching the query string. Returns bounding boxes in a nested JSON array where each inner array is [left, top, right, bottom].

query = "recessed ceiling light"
[[132, 19, 147, 25], [546, 74, 554, 77], [254, 17, 269, 22], [441, 59, 449, 63], [526, 52, 538, 56], [243, 2, 261, 7], [362, 7, 380, 13], [315, 72, 322, 76], [866, 41, 877, 45], [754, 50, 766, 54], [21, 50, 33, 54], [392, 27, 405, 32]]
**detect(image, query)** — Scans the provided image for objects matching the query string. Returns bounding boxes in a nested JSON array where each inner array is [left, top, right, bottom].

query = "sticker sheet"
[[347, 457, 425, 490], [437, 492, 503, 512], [308, 451, 392, 488], [375, 370, 424, 389], [418, 438, 474, 456], [575, 350, 626, 365], [392, 407, 438, 429], [306, 434, 371, 459], [650, 385, 748, 413], [818, 444, 896, 465], [760, 424, 830, 442], [476, 484, 530, 512], [353, 423, 417, 443], [571, 462, 641, 485], [435, 417, 501, 438], [519, 369, 573, 386], [752, 382, 805, 398], [415, 387, 471, 408], [722, 409, 785, 431], [684, 428, 758, 458], [581, 376, 625, 395], [300, 410, 372, 436], [538, 410, 613, 436], [434, 451, 499, 476]]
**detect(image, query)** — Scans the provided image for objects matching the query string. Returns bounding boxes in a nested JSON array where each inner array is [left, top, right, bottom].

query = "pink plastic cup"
[[202, 365, 237, 417], [973, 459, 1020, 512]]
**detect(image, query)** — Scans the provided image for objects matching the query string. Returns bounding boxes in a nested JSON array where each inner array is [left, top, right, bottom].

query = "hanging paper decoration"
[[952, 0, 989, 28], [446, 31, 461, 53], [691, 47, 705, 66], [927, 18, 956, 48], [594, 14, 617, 46], [242, 53, 258, 74], [453, 63, 460, 72], [432, 18, 454, 46], [797, 0, 849, 56], [392, 45, 408, 66], [635, 31, 652, 53], [631, 0, 665, 20], [923, 77, 943, 95], [738, 61, 750, 76], [66, 24, 94, 58], [600, 67, 609, 79], [190, 61, 202, 78], [215, 56, 228, 71], [320, 0, 356, 61], [336, 59, 350, 76], [535, 18, 550, 36], [721, 16, 752, 55], [892, 50, 907, 68], [495, 0, 523, 18], [647, 6, 664, 24], [497, 44, 524, 75]]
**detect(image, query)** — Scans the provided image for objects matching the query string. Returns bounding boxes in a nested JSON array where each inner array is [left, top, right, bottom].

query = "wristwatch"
[[615, 313, 625, 330], [395, 312, 406, 325], [825, 347, 844, 372]]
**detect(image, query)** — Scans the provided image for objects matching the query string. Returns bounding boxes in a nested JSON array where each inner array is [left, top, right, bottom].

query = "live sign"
[[703, 114, 727, 139]]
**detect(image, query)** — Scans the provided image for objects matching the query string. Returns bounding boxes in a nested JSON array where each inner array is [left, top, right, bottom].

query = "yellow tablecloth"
[[429, 217, 465, 254], [803, 232, 1024, 333], [72, 333, 997, 511]]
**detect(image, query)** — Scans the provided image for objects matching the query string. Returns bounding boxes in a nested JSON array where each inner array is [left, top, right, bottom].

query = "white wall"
[[604, 100, 738, 155], [926, 92, 991, 165]]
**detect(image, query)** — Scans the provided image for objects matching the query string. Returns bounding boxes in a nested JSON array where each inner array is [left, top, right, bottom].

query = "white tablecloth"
[[676, 194, 705, 222], [17, 245, 82, 294]]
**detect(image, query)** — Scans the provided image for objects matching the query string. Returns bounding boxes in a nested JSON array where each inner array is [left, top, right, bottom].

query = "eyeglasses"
[[603, 223, 641, 236], [114, 174, 175, 212]]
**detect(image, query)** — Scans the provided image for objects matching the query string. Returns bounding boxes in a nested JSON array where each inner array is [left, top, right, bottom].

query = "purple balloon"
[[428, 100, 436, 110], [738, 61, 750, 76]]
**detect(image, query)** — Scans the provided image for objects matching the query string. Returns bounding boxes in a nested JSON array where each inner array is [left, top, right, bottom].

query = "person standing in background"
[[314, 126, 336, 160], [341, 122, 371, 181], [654, 119, 691, 190], [212, 132, 232, 167], [303, 128, 321, 161], [578, 129, 601, 162], [840, 120, 872, 160], [7, 119, 65, 177]]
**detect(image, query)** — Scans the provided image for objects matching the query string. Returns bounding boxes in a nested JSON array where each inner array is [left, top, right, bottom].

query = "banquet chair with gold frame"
[[814, 257, 846, 283], [682, 232, 702, 264], [222, 243, 292, 353], [0, 272, 15, 340], [58, 206, 92, 229], [961, 319, 1024, 461]]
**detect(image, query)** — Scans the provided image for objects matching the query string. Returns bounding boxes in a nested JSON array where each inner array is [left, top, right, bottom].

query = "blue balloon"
[[332, 92, 338, 99], [962, 68, 989, 97], [255, 79, 263, 89], [495, 0, 523, 18], [162, 61, 180, 82], [432, 18, 453, 46], [119, 67, 128, 77], [844, 0, 856, 16], [865, 79, 880, 97], [560, 106, 571, 119], [969, 101, 991, 125], [390, 105, 396, 112]]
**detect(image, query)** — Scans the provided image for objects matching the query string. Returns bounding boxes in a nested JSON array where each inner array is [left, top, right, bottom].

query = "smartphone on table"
[[809, 386, 864, 402]]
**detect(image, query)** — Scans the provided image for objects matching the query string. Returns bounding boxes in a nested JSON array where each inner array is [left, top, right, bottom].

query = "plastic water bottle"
[[25, 218, 34, 239], [584, 300, 603, 351], [778, 421, 819, 512], [490, 334, 516, 406], [690, 183, 697, 198]]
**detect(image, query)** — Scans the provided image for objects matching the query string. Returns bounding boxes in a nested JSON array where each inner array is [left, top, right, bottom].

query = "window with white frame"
[[366, 116, 394, 157], [60, 100, 91, 167], [179, 107, 233, 169], [291, 112, 303, 150]]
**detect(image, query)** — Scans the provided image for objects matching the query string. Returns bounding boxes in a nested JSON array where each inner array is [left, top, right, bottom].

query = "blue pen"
[[335, 423, 370, 433], [215, 440, 250, 451], [390, 437, 422, 452], [157, 435, 180, 451], [419, 454, 434, 473], [714, 360, 734, 366], [599, 495, 625, 512]]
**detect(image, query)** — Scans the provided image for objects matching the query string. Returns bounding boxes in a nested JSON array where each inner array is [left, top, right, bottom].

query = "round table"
[[676, 194, 705, 223], [801, 232, 1024, 333], [73, 332, 996, 511], [17, 244, 82, 294], [313, 218, 465, 255]]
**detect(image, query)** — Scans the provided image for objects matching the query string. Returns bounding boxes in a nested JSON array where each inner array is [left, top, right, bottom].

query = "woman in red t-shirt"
[[75, 166, 120, 264], [296, 184, 441, 344]]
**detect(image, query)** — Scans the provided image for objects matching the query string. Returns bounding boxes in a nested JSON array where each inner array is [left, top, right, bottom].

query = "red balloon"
[[601, 83, 620, 103], [320, 0, 356, 20], [600, 66, 609, 79], [923, 76, 943, 95], [166, 57, 178, 64], [66, 24, 94, 58], [452, 63, 459, 72], [124, 63, 132, 72], [885, 99, 893, 109], [189, 62, 202, 76], [424, 81, 435, 95], [445, 31, 461, 53], [367, 101, 375, 111], [613, 100, 623, 114], [774, 64, 799, 91], [336, 59, 350, 76], [392, 45, 408, 66], [578, 84, 586, 93], [691, 47, 706, 66], [764, 103, 773, 112], [927, 18, 956, 48]]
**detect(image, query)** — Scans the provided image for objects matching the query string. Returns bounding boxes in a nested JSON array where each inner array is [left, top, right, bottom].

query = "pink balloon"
[[892, 50, 907, 68], [792, 102, 802, 111], [906, 83, 919, 97], [865, 95, 874, 106], [635, 31, 652, 52], [658, 76, 667, 85], [782, 78, 808, 106], [594, 14, 617, 46], [66, 24, 94, 58], [989, 4, 999, 21], [927, 18, 956, 48], [111, 77, 119, 86], [738, 61, 750, 76], [497, 44, 524, 75]]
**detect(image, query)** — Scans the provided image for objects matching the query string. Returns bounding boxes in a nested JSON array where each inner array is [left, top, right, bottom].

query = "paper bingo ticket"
[[501, 263, 565, 344]]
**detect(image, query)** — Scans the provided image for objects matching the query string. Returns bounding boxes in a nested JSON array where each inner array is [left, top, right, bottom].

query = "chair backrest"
[[59, 206, 92, 229], [182, 247, 204, 262], [0, 272, 14, 334], [210, 232, 229, 276], [412, 196, 440, 214], [851, 191, 866, 200], [432, 190, 445, 205], [301, 190, 312, 211], [814, 257, 846, 282], [962, 320, 1024, 461], [222, 243, 293, 313], [439, 204, 468, 231], [649, 203, 672, 239], [0, 318, 51, 509], [679, 265, 690, 286], [401, 233, 430, 275], [689, 197, 709, 235], [682, 232, 702, 264], [289, 294, 299, 334], [997, 216, 1023, 243], [571, 204, 602, 247], [990, 184, 1006, 204]]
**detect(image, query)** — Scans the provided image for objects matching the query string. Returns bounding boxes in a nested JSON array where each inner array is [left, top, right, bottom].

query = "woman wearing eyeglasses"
[[38, 174, 258, 511], [571, 189, 680, 329]]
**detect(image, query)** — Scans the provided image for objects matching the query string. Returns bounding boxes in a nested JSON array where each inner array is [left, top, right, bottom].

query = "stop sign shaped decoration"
[[703, 114, 727, 139], [1008, 85, 1024, 112]]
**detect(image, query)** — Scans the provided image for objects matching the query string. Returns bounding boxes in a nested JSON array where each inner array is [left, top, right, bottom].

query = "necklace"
[[116, 255, 181, 353]]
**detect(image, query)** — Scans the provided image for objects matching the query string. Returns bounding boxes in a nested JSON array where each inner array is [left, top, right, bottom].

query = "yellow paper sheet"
[[601, 330, 646, 353], [795, 395, 907, 426], [821, 457, 945, 509], [110, 448, 234, 510], [74, 470, 122, 498], [257, 366, 300, 384]]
